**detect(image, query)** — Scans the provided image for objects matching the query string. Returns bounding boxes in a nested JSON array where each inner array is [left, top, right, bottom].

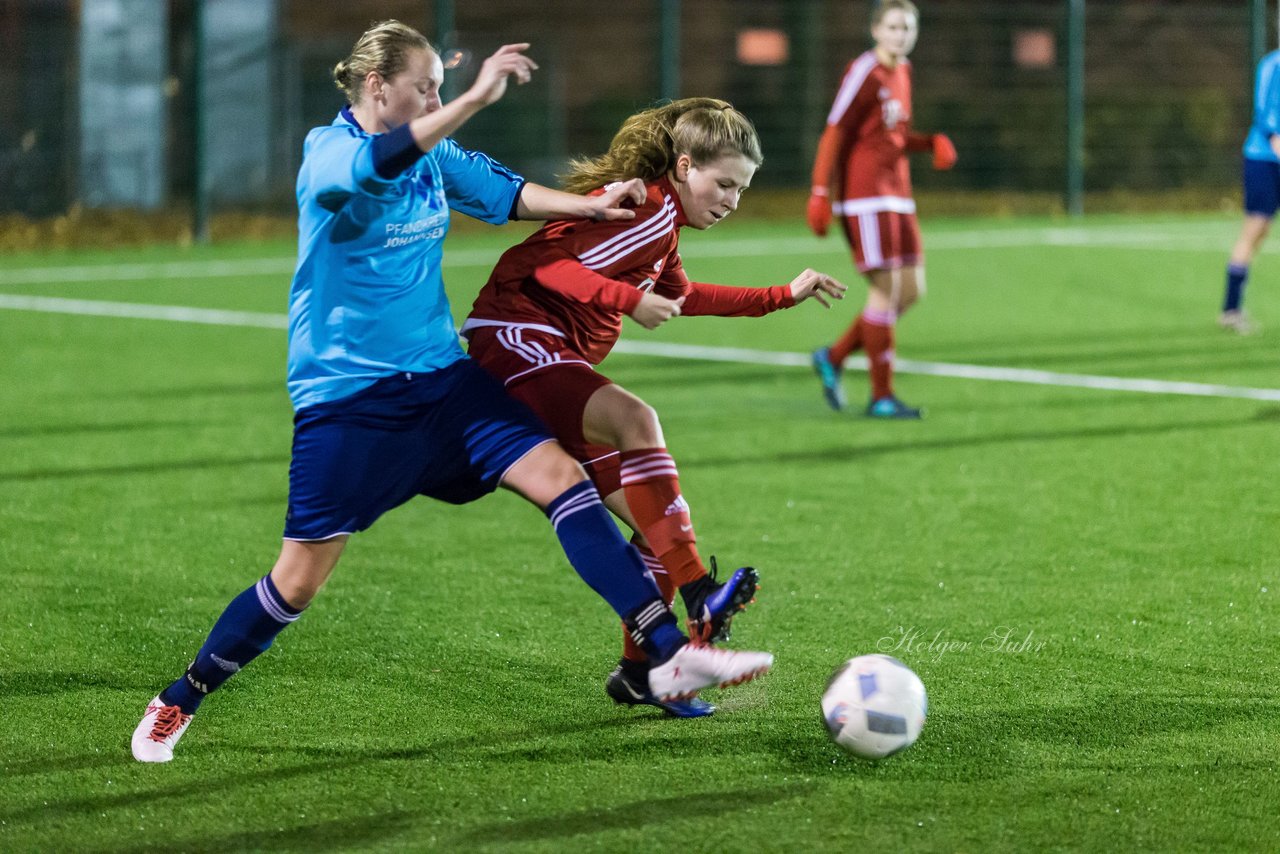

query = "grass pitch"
[[1, 214, 1277, 852]]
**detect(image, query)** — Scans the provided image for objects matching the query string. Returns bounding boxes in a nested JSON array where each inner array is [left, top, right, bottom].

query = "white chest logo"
[[879, 88, 904, 129], [636, 258, 663, 292]]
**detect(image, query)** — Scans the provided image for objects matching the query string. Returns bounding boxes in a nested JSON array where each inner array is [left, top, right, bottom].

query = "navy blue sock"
[[546, 481, 685, 660], [1224, 263, 1248, 312], [160, 574, 303, 714]]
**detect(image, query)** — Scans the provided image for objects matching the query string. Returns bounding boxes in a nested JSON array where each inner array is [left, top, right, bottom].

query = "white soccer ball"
[[821, 654, 927, 759]]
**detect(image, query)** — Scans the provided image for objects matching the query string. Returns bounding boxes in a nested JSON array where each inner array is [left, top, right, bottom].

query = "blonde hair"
[[332, 20, 432, 104], [872, 0, 919, 26], [561, 98, 763, 195]]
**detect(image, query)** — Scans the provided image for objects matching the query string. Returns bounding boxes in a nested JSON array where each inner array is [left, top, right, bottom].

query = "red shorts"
[[839, 209, 922, 274], [466, 325, 624, 494]]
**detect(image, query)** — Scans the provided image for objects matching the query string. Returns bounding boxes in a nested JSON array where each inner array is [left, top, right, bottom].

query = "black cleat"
[[605, 662, 715, 717], [682, 558, 759, 644]]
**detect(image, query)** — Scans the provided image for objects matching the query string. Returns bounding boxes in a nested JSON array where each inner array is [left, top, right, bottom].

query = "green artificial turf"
[[1, 215, 1276, 852]]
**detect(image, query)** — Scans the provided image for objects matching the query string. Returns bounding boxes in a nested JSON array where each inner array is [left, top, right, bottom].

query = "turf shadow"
[[0, 454, 289, 482], [89, 809, 418, 854], [612, 364, 792, 389], [922, 324, 1207, 362], [0, 670, 158, 700], [113, 381, 284, 401], [0, 420, 205, 439], [452, 783, 814, 846], [945, 693, 1280, 753], [968, 345, 1278, 372], [690, 414, 1259, 468], [1, 751, 123, 779], [0, 758, 358, 824], [0, 715, 685, 825]]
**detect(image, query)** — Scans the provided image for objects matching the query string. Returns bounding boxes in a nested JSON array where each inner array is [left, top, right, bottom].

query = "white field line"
[[0, 224, 1248, 287], [3, 293, 1278, 403], [0, 294, 288, 329]]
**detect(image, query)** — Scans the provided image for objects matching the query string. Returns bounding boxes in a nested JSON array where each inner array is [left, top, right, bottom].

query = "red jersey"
[[826, 50, 928, 213], [464, 176, 792, 365]]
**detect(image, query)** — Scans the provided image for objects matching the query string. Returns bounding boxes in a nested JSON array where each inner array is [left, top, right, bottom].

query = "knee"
[[542, 450, 591, 495], [271, 539, 344, 608], [271, 566, 325, 609], [902, 271, 926, 310], [616, 400, 664, 448]]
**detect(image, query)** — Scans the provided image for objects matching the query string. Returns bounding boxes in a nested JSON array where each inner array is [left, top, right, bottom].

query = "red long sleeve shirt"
[[465, 176, 793, 365]]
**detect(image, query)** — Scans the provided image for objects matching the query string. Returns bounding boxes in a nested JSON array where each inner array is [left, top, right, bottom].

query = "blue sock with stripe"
[[160, 574, 303, 714], [546, 481, 685, 660], [1224, 263, 1248, 312]]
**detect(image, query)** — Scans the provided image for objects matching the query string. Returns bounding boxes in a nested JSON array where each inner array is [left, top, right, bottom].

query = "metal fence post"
[[435, 0, 460, 102], [660, 0, 680, 101], [1065, 0, 1085, 217], [193, 0, 209, 244], [1250, 0, 1266, 71]]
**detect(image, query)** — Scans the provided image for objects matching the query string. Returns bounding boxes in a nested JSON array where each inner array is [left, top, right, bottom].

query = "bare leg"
[[270, 537, 348, 609]]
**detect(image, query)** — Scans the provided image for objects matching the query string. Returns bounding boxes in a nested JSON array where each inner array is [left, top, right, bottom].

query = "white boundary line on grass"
[[4, 293, 1279, 403], [0, 224, 1252, 286]]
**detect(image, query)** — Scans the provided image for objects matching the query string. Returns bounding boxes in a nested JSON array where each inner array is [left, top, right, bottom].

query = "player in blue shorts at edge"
[[131, 20, 772, 763], [1220, 48, 1280, 334]]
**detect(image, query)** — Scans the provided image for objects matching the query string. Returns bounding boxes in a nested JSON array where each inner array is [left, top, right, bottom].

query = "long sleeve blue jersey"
[[1244, 50, 1280, 162], [286, 111, 524, 411]]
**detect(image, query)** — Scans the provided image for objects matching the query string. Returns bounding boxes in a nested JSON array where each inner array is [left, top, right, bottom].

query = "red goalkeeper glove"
[[807, 190, 832, 237], [931, 134, 957, 170]]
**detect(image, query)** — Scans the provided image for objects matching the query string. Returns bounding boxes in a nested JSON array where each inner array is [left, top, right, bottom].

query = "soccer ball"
[[821, 654, 927, 759]]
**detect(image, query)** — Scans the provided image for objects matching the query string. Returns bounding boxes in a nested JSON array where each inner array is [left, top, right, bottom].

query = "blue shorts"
[[284, 359, 553, 541], [1243, 158, 1280, 217]]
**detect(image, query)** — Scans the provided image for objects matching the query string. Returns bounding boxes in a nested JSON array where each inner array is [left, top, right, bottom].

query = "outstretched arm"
[[677, 269, 846, 317], [516, 179, 647, 222]]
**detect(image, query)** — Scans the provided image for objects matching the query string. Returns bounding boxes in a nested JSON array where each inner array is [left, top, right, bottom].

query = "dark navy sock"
[[1224, 263, 1248, 312], [160, 574, 303, 714], [546, 481, 685, 660]]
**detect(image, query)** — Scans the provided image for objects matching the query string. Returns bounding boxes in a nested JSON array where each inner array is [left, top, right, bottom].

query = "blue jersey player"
[[131, 21, 772, 762], [1221, 48, 1280, 334]]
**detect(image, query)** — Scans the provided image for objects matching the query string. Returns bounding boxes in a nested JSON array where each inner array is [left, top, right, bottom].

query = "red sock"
[[828, 314, 865, 367], [620, 539, 674, 663], [862, 308, 897, 399], [619, 448, 706, 588]]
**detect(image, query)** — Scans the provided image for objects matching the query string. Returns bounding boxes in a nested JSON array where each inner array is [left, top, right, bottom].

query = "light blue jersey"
[[1244, 50, 1280, 163], [287, 110, 524, 410]]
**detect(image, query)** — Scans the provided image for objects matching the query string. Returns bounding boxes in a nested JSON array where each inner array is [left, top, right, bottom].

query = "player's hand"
[[630, 292, 684, 330], [468, 44, 538, 107], [586, 178, 647, 222], [931, 134, 957, 170], [806, 192, 832, 237], [788, 268, 847, 308]]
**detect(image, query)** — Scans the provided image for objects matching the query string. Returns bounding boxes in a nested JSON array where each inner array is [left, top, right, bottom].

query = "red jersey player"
[[465, 98, 846, 717], [806, 0, 956, 419]]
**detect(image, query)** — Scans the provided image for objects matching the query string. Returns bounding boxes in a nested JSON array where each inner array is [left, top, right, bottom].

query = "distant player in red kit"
[[465, 98, 846, 716], [807, 0, 956, 419]]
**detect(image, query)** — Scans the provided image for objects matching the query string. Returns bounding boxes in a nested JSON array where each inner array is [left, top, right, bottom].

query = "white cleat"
[[1219, 310, 1259, 335], [648, 644, 773, 702], [131, 695, 193, 763]]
